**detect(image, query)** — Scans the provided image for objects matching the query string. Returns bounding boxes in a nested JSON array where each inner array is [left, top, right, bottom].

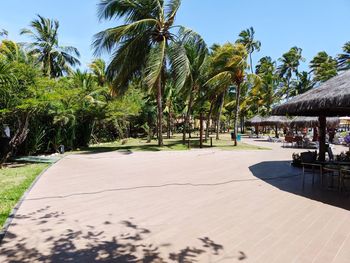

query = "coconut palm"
[[236, 27, 261, 73], [310, 51, 337, 83], [0, 29, 8, 38], [277, 46, 304, 100], [206, 43, 249, 146], [89, 58, 107, 87], [180, 33, 208, 142], [93, 0, 199, 146], [337, 42, 350, 71], [20, 15, 80, 78]]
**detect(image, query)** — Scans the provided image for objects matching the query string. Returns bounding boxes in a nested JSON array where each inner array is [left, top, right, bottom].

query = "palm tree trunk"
[[216, 92, 225, 140], [234, 83, 241, 146], [156, 77, 163, 146], [250, 52, 254, 74], [167, 114, 171, 139], [205, 101, 213, 142], [199, 112, 204, 148], [183, 89, 194, 143]]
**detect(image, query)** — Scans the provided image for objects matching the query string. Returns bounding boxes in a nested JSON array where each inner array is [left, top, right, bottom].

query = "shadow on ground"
[[0, 207, 246, 262], [249, 160, 350, 211]]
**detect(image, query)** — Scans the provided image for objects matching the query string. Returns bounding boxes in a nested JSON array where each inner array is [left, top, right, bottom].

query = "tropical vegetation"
[[1, 0, 349, 165]]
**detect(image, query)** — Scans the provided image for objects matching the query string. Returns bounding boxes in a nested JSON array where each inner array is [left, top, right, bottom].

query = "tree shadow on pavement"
[[249, 160, 350, 211], [0, 208, 247, 262]]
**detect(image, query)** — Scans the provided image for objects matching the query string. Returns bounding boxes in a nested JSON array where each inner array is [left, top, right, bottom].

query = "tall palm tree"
[[93, 0, 197, 146], [89, 58, 107, 87], [180, 33, 208, 142], [337, 42, 350, 71], [310, 51, 337, 83], [206, 43, 248, 146], [236, 27, 261, 74], [277, 46, 304, 100], [21, 15, 80, 78]]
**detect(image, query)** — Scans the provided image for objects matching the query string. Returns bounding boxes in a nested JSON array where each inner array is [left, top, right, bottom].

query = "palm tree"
[[310, 51, 337, 83], [337, 42, 350, 71], [93, 0, 198, 146], [277, 46, 304, 100], [20, 15, 80, 78], [206, 43, 248, 146], [89, 58, 107, 87], [0, 29, 8, 38], [180, 33, 208, 143], [236, 27, 261, 74]]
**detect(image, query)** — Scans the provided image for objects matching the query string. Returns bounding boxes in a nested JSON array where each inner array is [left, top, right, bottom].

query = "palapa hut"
[[272, 70, 350, 161], [245, 115, 264, 136], [261, 116, 291, 138], [245, 115, 264, 126], [290, 116, 340, 128]]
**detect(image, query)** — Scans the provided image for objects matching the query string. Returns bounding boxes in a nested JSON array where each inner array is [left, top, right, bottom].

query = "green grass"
[[80, 133, 271, 154], [0, 163, 49, 229]]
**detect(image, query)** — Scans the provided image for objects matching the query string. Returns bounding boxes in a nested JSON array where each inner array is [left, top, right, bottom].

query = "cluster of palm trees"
[[1, 0, 350, 150], [93, 0, 350, 147]]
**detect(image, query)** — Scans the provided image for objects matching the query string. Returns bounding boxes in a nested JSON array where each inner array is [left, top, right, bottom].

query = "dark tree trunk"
[[167, 113, 171, 139], [234, 83, 241, 146], [156, 77, 163, 146], [216, 93, 225, 140], [0, 112, 31, 167]]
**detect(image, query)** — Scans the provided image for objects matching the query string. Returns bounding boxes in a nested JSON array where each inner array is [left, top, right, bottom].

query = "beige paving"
[[1, 138, 350, 262]]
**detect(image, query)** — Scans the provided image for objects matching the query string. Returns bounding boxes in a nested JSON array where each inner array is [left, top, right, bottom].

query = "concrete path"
[[1, 138, 350, 262]]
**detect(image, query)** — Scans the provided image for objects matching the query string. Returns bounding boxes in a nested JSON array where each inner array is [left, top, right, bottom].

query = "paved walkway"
[[1, 138, 350, 262]]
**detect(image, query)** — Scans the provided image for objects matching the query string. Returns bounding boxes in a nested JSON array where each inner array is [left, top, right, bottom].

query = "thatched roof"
[[245, 115, 263, 125], [260, 116, 291, 126], [272, 70, 350, 116], [290, 116, 340, 128]]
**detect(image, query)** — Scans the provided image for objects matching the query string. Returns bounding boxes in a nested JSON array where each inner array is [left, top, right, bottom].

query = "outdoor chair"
[[300, 151, 321, 189], [283, 136, 294, 147]]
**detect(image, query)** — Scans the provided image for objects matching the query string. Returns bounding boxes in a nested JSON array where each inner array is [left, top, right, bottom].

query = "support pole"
[[319, 115, 326, 162]]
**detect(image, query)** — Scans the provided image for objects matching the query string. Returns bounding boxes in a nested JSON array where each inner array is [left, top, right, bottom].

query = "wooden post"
[[319, 115, 326, 162], [210, 137, 213, 147], [187, 139, 190, 149]]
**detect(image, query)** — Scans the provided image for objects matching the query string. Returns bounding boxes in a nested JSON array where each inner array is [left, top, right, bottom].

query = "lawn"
[[81, 133, 271, 153], [0, 163, 49, 229]]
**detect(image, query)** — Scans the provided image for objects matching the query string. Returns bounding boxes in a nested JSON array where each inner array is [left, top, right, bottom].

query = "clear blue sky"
[[1, 0, 349, 71]]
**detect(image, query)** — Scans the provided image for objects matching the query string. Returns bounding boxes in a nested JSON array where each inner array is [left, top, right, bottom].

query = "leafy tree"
[[236, 27, 261, 73], [21, 15, 80, 78], [93, 0, 198, 146], [310, 51, 337, 83], [337, 42, 350, 71]]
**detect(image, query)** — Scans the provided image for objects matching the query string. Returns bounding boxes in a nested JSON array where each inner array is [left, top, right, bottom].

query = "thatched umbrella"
[[245, 115, 264, 126], [272, 70, 350, 161], [245, 115, 264, 136], [260, 116, 291, 138], [290, 116, 340, 128]]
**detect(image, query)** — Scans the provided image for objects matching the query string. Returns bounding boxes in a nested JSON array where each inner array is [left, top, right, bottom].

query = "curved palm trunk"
[[216, 92, 225, 140], [234, 83, 241, 146], [156, 77, 163, 146]]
